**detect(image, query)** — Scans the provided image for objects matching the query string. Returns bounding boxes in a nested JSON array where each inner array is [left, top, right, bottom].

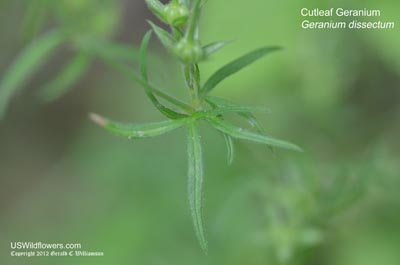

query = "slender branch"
[[183, 0, 202, 108]]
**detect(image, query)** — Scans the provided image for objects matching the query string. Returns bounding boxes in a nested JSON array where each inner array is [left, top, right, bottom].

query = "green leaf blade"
[[223, 133, 234, 165], [140, 30, 153, 81], [206, 96, 275, 152], [187, 122, 208, 253], [208, 117, 302, 152], [148, 21, 176, 50], [0, 31, 66, 119], [203, 41, 229, 58], [90, 113, 187, 138], [200, 46, 282, 98], [206, 96, 266, 134]]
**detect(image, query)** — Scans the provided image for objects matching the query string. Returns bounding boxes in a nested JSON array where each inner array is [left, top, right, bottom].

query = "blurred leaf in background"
[[0, 0, 142, 119]]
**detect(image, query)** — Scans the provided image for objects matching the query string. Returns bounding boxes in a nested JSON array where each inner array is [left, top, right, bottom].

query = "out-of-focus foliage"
[[0, 0, 141, 118], [0, 0, 399, 264], [22, 0, 119, 41]]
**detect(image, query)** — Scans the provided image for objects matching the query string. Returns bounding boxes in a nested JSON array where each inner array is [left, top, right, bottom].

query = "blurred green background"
[[1, 0, 399, 264]]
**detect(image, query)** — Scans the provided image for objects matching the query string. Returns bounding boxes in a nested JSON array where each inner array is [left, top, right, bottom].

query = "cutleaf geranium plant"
[[90, 0, 302, 252]]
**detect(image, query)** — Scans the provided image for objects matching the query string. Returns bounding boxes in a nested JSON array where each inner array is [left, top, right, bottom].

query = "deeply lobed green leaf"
[[208, 117, 302, 152], [200, 46, 282, 98], [187, 121, 208, 252], [206, 96, 266, 134], [90, 113, 187, 138]]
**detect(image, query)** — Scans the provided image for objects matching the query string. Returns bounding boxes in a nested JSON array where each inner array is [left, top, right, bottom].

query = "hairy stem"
[[186, 0, 201, 42], [183, 0, 202, 109]]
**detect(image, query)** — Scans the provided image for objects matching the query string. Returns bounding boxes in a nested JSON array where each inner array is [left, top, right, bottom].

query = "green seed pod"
[[174, 38, 204, 64], [164, 3, 189, 27]]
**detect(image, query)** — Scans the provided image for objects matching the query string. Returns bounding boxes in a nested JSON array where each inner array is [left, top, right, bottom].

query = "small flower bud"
[[174, 38, 204, 64], [164, 3, 189, 27]]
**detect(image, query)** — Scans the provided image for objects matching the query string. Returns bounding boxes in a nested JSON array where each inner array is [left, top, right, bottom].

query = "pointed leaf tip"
[[208, 117, 302, 152], [89, 113, 107, 127], [203, 41, 230, 58], [91, 116, 187, 139], [223, 133, 235, 165], [148, 21, 175, 50]]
